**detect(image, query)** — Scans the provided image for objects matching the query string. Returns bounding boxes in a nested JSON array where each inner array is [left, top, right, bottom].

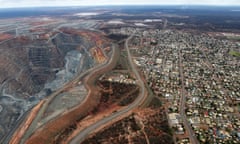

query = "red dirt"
[[0, 33, 13, 41]]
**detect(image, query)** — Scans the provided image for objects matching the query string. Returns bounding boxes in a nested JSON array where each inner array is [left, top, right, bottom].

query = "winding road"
[[69, 34, 147, 144], [8, 43, 118, 144]]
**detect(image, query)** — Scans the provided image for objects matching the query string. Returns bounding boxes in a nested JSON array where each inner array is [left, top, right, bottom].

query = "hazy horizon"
[[0, 0, 240, 8]]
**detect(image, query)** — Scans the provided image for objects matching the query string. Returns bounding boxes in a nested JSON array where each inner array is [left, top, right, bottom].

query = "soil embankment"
[[25, 44, 119, 144]]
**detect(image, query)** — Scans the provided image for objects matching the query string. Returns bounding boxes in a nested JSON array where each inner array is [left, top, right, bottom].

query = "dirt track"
[[25, 44, 120, 144]]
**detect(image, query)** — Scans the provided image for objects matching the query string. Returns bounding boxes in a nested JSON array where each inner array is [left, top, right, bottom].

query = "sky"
[[0, 0, 240, 8]]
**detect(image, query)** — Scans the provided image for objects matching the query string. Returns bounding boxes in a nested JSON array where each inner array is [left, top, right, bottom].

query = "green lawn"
[[229, 51, 240, 57]]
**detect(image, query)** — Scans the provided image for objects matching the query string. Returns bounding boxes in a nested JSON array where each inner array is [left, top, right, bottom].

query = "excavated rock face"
[[0, 33, 93, 96], [0, 31, 98, 141], [0, 39, 64, 95], [0, 38, 37, 95]]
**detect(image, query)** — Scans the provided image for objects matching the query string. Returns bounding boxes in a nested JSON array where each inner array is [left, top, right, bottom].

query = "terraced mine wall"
[[0, 32, 95, 141]]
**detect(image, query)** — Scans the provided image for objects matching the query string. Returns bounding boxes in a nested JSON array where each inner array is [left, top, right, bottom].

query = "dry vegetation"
[[82, 98, 173, 144]]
